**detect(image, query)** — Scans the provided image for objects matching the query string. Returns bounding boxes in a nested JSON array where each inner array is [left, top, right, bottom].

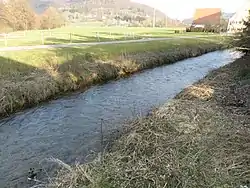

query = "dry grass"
[[0, 38, 222, 118], [48, 55, 250, 188], [176, 84, 214, 101]]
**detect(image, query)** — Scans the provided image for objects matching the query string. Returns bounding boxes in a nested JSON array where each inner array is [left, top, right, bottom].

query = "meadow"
[[0, 25, 216, 47]]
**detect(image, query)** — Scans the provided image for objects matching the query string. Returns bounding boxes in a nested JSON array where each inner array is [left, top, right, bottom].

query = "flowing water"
[[0, 50, 243, 188]]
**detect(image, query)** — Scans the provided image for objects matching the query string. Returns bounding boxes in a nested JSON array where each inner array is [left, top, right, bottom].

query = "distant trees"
[[220, 18, 229, 32], [0, 0, 35, 30], [233, 11, 250, 49], [135, 16, 146, 23], [40, 7, 65, 29], [0, 0, 65, 32], [0, 2, 10, 31]]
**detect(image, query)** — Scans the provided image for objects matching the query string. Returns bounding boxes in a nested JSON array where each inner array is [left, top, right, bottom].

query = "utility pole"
[[165, 14, 168, 28], [153, 8, 156, 28], [100, 0, 104, 20]]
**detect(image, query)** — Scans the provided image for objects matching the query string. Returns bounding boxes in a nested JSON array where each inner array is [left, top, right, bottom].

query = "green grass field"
[[0, 37, 224, 72], [0, 37, 224, 117], [0, 26, 217, 47]]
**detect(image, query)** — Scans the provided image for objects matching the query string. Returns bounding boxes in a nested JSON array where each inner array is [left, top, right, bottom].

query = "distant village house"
[[191, 8, 222, 32], [227, 1, 250, 33]]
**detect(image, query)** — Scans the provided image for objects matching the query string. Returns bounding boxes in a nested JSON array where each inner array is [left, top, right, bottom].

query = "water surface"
[[0, 50, 242, 187]]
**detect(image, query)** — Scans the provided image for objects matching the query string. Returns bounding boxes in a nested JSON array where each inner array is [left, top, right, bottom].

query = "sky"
[[132, 0, 247, 20]]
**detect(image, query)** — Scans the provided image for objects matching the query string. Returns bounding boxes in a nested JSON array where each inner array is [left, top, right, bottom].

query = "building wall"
[[227, 1, 250, 33], [193, 8, 222, 26]]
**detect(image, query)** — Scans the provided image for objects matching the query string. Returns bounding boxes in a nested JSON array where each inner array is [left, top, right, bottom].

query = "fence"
[[0, 30, 140, 47], [0, 31, 26, 46]]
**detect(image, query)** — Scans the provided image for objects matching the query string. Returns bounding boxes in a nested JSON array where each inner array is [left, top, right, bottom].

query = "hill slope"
[[30, 0, 164, 17], [30, 0, 184, 27]]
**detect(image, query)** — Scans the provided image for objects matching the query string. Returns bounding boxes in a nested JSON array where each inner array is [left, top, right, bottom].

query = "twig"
[[100, 118, 104, 162]]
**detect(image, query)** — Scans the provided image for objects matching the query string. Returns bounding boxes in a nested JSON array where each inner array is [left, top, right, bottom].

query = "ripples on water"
[[0, 50, 243, 187]]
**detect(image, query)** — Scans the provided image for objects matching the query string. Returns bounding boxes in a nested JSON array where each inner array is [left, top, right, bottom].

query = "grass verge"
[[0, 38, 224, 118], [49, 54, 250, 188]]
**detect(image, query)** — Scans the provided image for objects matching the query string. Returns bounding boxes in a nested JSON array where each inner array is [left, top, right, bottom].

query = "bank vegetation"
[[0, 38, 223, 118], [48, 47, 250, 188]]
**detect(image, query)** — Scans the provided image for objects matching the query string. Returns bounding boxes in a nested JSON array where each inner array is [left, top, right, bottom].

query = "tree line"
[[0, 0, 65, 32]]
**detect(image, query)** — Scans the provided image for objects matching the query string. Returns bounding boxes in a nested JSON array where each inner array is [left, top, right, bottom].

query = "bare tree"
[[0, 0, 36, 31], [40, 7, 65, 29]]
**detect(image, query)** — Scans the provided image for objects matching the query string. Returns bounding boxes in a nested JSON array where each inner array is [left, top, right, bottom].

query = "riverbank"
[[0, 38, 224, 118], [50, 54, 250, 187]]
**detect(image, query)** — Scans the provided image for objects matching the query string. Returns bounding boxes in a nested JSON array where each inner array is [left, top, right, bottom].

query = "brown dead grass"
[[0, 42, 221, 118], [176, 84, 214, 101], [48, 55, 250, 188]]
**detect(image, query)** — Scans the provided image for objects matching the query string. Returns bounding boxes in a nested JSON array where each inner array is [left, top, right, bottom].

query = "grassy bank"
[[49, 54, 250, 187], [0, 38, 224, 118]]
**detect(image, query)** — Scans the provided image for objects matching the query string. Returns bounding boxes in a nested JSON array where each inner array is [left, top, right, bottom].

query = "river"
[[0, 50, 243, 188]]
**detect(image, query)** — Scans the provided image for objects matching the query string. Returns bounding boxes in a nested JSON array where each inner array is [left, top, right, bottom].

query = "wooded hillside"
[[30, 0, 185, 27]]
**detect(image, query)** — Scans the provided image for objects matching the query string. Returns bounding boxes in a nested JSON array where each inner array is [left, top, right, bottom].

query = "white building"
[[227, 0, 250, 33]]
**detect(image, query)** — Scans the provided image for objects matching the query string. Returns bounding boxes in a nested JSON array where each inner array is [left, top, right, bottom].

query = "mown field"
[[0, 25, 217, 47], [0, 37, 224, 117]]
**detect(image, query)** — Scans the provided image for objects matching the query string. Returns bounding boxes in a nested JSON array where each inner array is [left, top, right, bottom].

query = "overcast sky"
[[132, 0, 247, 20]]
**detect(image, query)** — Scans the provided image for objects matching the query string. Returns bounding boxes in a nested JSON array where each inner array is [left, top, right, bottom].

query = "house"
[[227, 0, 250, 33], [192, 8, 222, 29]]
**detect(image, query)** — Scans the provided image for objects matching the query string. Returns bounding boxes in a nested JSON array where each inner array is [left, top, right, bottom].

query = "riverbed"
[[0, 50, 243, 188]]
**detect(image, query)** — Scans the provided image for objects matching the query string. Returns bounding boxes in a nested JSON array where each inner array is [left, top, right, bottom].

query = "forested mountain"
[[30, 0, 164, 17], [30, 0, 185, 27]]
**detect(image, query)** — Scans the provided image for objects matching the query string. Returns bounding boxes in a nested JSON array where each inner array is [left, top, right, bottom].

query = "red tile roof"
[[193, 8, 222, 25]]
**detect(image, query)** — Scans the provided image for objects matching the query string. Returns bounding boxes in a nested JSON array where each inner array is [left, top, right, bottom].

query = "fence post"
[[109, 32, 112, 40], [69, 33, 72, 43], [41, 32, 44, 45], [4, 33, 7, 47], [96, 32, 100, 42], [100, 119, 104, 162], [48, 28, 51, 37]]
